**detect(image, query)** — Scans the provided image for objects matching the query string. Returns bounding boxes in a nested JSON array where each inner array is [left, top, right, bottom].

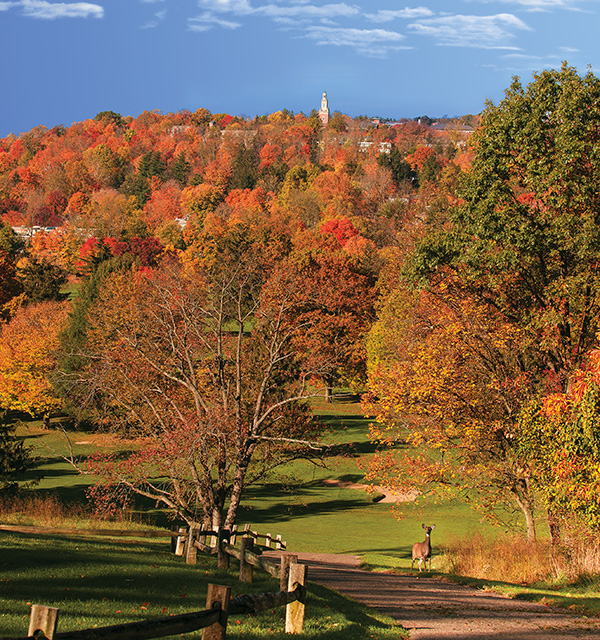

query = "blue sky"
[[1, 0, 598, 137]]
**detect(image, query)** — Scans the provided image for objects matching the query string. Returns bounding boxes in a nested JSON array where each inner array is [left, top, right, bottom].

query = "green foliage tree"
[[138, 151, 165, 180], [94, 111, 126, 128], [171, 152, 190, 187], [0, 412, 33, 493], [0, 251, 23, 321], [18, 256, 67, 304], [377, 148, 416, 188], [410, 62, 600, 385], [120, 173, 151, 208], [0, 222, 24, 256], [229, 145, 259, 191], [368, 63, 600, 540]]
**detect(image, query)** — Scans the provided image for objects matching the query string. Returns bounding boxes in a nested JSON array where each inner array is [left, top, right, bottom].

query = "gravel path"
[[264, 551, 600, 639]]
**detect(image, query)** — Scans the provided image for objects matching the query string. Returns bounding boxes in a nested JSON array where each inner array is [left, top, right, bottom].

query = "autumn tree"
[[367, 64, 600, 540], [60, 226, 332, 529], [0, 301, 68, 424], [289, 228, 378, 401], [366, 277, 541, 539]]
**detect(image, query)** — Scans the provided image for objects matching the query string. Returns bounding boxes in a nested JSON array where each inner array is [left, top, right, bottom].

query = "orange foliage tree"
[[61, 225, 336, 529]]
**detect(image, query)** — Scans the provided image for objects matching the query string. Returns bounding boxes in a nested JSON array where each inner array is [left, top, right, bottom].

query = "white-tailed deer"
[[411, 524, 435, 572]]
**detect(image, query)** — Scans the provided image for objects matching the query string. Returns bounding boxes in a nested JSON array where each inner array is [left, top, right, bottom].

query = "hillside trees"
[[366, 64, 600, 539]]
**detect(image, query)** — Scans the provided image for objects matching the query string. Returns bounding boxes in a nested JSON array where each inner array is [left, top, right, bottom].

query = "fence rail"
[[2, 582, 306, 640]]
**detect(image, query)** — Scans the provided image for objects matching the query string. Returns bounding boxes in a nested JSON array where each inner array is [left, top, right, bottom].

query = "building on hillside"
[[318, 91, 330, 126]]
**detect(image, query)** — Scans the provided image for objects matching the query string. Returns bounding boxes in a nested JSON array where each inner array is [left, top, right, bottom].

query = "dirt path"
[[264, 551, 600, 639]]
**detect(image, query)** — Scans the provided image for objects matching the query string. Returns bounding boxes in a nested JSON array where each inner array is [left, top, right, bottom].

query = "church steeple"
[[318, 91, 330, 125]]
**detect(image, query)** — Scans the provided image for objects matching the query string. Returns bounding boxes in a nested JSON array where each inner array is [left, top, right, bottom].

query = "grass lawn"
[[14, 398, 516, 570], [0, 532, 407, 639], [9, 395, 600, 623]]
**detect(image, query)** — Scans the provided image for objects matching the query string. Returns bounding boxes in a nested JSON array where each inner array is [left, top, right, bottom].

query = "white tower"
[[318, 91, 330, 125]]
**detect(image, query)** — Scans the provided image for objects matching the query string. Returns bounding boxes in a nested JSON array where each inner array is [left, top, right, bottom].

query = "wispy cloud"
[[304, 25, 408, 57], [366, 7, 434, 23], [472, 0, 586, 11], [254, 2, 359, 20], [408, 13, 531, 48], [188, 12, 242, 31], [141, 7, 166, 28], [3, 0, 104, 18]]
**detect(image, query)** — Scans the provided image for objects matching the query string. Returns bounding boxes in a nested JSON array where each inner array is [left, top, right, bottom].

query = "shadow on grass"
[[238, 496, 370, 524], [3, 532, 407, 639]]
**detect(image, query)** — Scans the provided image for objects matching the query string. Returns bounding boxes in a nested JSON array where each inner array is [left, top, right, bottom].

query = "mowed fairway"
[[236, 398, 502, 568], [13, 396, 505, 571]]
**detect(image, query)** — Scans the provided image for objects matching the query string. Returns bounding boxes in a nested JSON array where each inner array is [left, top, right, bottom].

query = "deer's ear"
[[431, 525, 436, 530], [422, 523, 426, 529]]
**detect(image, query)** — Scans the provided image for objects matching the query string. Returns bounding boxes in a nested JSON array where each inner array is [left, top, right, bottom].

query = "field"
[[3, 394, 600, 638], [11, 395, 504, 567]]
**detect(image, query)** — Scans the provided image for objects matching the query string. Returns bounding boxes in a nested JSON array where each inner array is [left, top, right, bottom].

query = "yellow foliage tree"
[[0, 301, 68, 422], [365, 274, 540, 539]]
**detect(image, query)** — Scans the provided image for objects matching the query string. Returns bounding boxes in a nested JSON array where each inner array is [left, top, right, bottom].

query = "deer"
[[411, 524, 435, 572]]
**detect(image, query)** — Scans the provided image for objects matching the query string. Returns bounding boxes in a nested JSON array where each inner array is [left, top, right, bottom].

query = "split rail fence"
[[1, 523, 307, 640]]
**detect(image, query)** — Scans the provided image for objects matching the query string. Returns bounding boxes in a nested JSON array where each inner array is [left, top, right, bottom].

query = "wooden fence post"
[[239, 537, 254, 583], [217, 530, 230, 570], [285, 562, 307, 634], [230, 524, 237, 546], [265, 533, 272, 549], [186, 526, 199, 564], [280, 554, 298, 592], [174, 526, 187, 557], [201, 584, 231, 640], [276, 534, 283, 550], [28, 605, 59, 640]]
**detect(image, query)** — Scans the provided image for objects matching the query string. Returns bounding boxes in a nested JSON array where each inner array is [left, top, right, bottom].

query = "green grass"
[[234, 395, 508, 568], [15, 401, 510, 569], [0, 532, 407, 639], [10, 395, 600, 623]]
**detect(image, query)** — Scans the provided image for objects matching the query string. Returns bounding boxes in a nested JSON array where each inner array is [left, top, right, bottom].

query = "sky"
[[1, 0, 599, 137]]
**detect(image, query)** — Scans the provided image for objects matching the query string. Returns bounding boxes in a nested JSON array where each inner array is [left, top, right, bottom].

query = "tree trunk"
[[224, 459, 249, 529], [512, 477, 537, 542], [324, 374, 334, 403]]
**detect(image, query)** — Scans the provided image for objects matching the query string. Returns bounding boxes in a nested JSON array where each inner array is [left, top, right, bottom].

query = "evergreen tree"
[[18, 256, 67, 304], [0, 413, 34, 494]]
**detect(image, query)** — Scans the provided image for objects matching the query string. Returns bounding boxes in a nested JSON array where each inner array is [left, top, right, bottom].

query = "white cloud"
[[141, 7, 166, 28], [188, 12, 242, 30], [472, 0, 585, 10], [198, 0, 253, 12], [304, 25, 408, 57], [0, 2, 18, 9], [198, 0, 359, 20], [366, 7, 434, 23], [254, 2, 359, 19], [408, 13, 530, 48], [19, 0, 103, 18]]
